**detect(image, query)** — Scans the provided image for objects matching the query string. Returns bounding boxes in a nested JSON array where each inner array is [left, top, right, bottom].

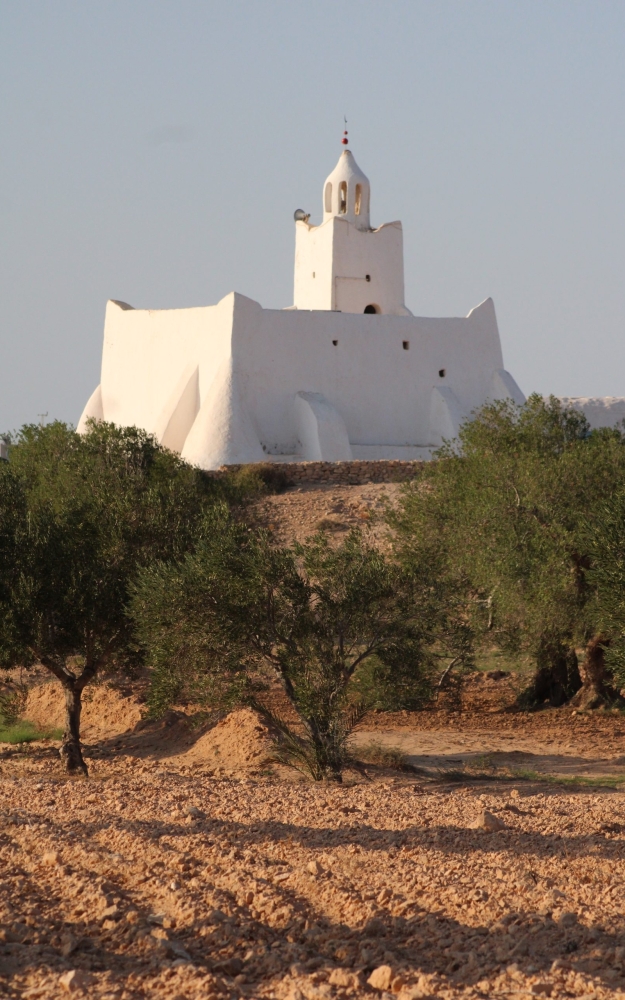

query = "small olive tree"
[[0, 420, 227, 773], [131, 507, 463, 781]]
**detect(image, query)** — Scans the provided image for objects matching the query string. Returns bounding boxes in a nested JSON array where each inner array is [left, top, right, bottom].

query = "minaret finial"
[[342, 115, 348, 146]]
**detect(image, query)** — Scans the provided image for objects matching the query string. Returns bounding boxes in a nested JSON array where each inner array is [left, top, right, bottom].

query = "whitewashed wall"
[[293, 217, 409, 316], [79, 291, 524, 467]]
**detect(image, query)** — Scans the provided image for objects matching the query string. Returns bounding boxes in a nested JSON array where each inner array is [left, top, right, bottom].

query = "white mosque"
[[78, 139, 621, 467]]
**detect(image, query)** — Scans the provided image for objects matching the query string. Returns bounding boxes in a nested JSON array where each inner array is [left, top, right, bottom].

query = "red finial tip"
[[342, 137, 348, 145]]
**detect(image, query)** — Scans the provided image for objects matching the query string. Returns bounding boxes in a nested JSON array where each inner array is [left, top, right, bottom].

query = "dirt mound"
[[25, 680, 143, 740], [181, 706, 274, 774], [251, 481, 401, 550]]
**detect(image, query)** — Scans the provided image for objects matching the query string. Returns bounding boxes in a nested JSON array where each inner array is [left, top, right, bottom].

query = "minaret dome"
[[322, 149, 371, 231]]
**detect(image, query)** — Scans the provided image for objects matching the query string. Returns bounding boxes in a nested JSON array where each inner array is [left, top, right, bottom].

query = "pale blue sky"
[[2, 1, 625, 430]]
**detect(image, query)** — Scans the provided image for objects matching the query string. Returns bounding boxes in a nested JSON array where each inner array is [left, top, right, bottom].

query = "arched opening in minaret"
[[364, 304, 380, 314], [324, 183, 332, 213], [355, 184, 362, 215], [339, 181, 347, 214]]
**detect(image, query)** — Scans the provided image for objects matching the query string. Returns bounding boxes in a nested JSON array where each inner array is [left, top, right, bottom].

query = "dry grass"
[[356, 740, 420, 772]]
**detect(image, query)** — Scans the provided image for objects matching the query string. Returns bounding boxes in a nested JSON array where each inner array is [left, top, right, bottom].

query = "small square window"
[[439, 368, 446, 378], [365, 274, 371, 282], [332, 340, 338, 346], [402, 341, 409, 350]]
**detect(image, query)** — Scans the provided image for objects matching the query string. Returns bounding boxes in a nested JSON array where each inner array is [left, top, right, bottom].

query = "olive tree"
[[131, 508, 463, 781], [0, 421, 226, 773], [392, 395, 625, 707]]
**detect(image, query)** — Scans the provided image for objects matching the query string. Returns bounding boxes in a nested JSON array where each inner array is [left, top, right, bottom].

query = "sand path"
[[352, 725, 625, 782]]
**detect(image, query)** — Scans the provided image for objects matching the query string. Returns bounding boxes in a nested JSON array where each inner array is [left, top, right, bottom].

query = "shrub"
[[132, 509, 462, 781]]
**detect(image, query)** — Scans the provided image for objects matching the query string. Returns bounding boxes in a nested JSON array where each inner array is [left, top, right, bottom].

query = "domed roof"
[[322, 149, 371, 230]]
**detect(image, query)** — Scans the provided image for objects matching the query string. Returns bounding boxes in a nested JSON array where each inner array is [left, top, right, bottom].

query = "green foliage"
[[129, 505, 255, 717], [392, 395, 625, 706], [587, 485, 625, 690], [350, 653, 434, 711], [132, 507, 460, 780], [0, 421, 225, 674], [224, 462, 290, 498], [0, 687, 26, 726], [263, 704, 368, 782], [447, 392, 592, 458], [0, 420, 243, 770]]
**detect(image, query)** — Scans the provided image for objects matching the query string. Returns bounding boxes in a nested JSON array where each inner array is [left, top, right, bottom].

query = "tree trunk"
[[522, 642, 581, 707], [568, 635, 621, 710], [39, 655, 99, 775], [306, 717, 344, 783], [60, 679, 88, 775]]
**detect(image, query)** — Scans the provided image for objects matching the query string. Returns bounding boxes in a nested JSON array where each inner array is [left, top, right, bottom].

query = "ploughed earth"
[[1, 483, 625, 1000]]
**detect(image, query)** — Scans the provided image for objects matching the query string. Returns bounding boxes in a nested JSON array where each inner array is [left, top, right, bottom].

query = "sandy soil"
[[251, 482, 402, 550], [353, 718, 625, 783], [2, 699, 625, 1000], [25, 682, 144, 743], [357, 703, 625, 783]]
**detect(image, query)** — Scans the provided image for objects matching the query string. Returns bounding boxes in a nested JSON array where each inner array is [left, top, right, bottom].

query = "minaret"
[[292, 129, 411, 316], [322, 144, 371, 230]]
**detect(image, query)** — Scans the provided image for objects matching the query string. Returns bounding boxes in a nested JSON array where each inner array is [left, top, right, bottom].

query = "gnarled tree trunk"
[[568, 635, 621, 710], [522, 642, 581, 707]]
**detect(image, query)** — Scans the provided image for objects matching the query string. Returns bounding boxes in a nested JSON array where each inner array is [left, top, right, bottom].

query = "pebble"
[[59, 970, 91, 993], [329, 968, 357, 988], [368, 965, 394, 991], [473, 809, 507, 831]]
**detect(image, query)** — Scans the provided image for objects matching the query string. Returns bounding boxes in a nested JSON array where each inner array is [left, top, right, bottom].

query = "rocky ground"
[[2, 701, 625, 1000], [1, 483, 624, 999]]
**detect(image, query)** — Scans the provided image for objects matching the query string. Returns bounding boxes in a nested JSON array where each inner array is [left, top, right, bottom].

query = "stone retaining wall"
[[214, 460, 426, 486]]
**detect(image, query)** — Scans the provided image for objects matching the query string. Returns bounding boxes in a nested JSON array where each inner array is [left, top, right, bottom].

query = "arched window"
[[364, 304, 380, 314], [324, 183, 332, 213], [355, 184, 362, 215], [339, 181, 347, 214]]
